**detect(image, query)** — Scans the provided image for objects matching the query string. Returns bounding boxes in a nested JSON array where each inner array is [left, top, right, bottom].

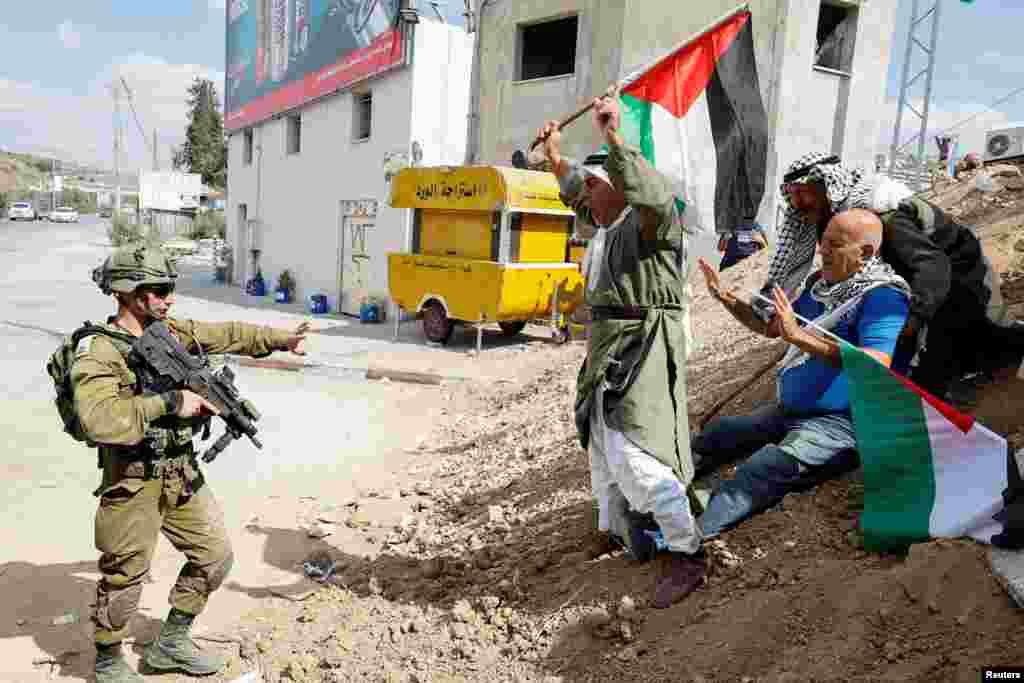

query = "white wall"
[[226, 19, 473, 315], [766, 0, 898, 233], [474, 0, 898, 235], [409, 20, 475, 169], [836, 0, 900, 173]]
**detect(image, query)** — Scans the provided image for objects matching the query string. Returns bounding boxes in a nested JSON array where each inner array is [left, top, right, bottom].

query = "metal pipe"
[[889, 0, 919, 175], [464, 0, 490, 164], [917, 0, 942, 169]]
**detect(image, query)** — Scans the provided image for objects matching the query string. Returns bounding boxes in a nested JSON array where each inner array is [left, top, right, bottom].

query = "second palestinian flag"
[[619, 9, 768, 236], [841, 341, 1011, 553]]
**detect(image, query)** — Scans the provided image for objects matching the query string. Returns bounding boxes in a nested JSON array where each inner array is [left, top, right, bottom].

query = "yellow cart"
[[388, 165, 584, 348]]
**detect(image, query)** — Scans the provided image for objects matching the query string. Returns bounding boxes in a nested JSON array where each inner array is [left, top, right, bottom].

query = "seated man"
[[694, 209, 912, 538]]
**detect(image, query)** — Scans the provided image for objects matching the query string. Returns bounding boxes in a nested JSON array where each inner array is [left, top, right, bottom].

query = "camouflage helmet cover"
[[92, 242, 178, 295]]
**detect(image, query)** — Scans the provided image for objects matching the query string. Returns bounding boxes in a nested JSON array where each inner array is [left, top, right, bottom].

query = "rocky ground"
[[169, 168, 1024, 683]]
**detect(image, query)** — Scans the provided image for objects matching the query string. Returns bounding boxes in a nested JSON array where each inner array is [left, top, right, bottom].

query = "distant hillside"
[[0, 151, 116, 201], [0, 152, 50, 195]]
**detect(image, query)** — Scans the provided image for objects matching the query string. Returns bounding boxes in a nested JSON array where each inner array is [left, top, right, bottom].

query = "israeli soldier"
[[75, 243, 309, 682]]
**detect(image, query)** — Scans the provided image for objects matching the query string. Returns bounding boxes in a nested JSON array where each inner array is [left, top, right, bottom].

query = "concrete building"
[[226, 16, 473, 316], [468, 0, 898, 233]]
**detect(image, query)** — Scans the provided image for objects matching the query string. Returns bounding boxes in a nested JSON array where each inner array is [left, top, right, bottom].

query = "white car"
[[49, 206, 79, 223], [7, 202, 36, 221]]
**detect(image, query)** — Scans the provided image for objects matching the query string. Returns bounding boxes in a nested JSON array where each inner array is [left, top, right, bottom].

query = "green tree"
[[173, 78, 227, 188]]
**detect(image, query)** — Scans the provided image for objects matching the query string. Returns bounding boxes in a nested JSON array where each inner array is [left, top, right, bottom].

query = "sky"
[[882, 0, 1024, 160], [0, 0, 465, 173], [0, 1, 1021, 172]]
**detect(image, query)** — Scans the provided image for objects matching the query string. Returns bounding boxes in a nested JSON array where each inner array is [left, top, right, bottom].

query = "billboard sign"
[[140, 172, 203, 212], [225, 0, 403, 132]]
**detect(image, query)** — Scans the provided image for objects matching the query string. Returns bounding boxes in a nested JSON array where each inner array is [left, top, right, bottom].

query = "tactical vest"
[[62, 321, 206, 458]]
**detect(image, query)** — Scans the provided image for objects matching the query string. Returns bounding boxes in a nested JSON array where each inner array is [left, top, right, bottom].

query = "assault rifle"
[[132, 320, 262, 463]]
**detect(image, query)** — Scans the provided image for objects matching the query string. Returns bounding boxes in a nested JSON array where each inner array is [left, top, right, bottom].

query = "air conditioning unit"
[[984, 125, 1024, 163]]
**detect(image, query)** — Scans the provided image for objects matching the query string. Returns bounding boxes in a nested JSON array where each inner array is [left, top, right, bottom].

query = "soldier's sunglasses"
[[141, 284, 176, 298]]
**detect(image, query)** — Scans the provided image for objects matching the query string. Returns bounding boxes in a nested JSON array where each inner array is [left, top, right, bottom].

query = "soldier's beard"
[[142, 302, 169, 320], [124, 293, 169, 322]]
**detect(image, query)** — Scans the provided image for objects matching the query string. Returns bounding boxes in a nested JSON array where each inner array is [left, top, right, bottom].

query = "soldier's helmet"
[[92, 242, 178, 295]]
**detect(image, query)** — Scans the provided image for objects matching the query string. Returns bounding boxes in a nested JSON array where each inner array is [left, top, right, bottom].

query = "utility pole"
[[112, 81, 123, 214], [889, 0, 942, 184]]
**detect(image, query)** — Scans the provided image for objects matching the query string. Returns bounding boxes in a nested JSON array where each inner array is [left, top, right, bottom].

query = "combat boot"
[[94, 643, 144, 683], [143, 608, 224, 676]]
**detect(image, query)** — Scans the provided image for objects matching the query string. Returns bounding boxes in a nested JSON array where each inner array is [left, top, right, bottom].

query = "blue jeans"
[[693, 404, 860, 538], [719, 236, 764, 271]]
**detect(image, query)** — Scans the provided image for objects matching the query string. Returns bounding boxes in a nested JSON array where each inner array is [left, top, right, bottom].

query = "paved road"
[[0, 216, 443, 681]]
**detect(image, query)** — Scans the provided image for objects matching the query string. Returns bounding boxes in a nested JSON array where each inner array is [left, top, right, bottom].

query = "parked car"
[[49, 206, 80, 223], [7, 202, 36, 221]]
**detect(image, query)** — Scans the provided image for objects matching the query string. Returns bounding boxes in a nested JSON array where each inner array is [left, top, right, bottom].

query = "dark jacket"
[[817, 197, 989, 328]]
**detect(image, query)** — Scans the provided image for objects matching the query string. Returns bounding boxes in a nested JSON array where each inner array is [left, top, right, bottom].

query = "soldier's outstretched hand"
[[284, 321, 310, 356]]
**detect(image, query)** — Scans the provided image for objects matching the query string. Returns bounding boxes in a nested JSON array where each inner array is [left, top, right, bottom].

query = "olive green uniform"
[[561, 142, 693, 482], [71, 317, 291, 645], [559, 141, 700, 555]]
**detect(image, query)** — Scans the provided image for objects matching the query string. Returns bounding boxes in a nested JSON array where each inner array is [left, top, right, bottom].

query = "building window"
[[815, 2, 857, 73], [518, 15, 578, 81], [353, 93, 372, 141], [243, 129, 253, 165], [286, 113, 301, 155]]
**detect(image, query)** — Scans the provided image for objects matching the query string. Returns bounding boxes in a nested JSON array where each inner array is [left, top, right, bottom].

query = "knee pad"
[[178, 545, 234, 596], [206, 549, 234, 593], [94, 582, 143, 632]]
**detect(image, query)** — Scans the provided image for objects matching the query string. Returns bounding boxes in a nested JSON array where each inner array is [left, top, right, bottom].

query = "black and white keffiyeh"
[[757, 152, 913, 317]]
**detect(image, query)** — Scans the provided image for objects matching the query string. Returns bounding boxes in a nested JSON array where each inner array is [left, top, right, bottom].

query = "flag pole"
[[748, 291, 848, 345], [524, 3, 751, 158]]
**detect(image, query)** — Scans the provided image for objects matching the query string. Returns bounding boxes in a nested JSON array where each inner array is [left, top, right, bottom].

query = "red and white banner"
[[226, 27, 402, 131]]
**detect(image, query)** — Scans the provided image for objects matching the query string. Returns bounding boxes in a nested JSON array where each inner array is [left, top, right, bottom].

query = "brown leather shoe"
[[653, 551, 706, 609]]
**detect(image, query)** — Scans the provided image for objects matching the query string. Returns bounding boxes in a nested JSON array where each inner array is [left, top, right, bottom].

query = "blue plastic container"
[[246, 275, 266, 296], [309, 294, 328, 315], [359, 302, 381, 323], [275, 287, 291, 304]]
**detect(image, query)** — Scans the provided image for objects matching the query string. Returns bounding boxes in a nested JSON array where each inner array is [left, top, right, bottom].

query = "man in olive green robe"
[[538, 93, 705, 609]]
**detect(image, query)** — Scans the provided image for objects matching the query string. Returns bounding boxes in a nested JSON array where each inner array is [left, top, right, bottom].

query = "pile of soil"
[[196, 292, 1022, 683], [184, 175, 1024, 683]]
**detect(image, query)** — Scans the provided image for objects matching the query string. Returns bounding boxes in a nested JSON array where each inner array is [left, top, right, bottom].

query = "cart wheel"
[[421, 301, 454, 344], [552, 327, 570, 345], [498, 321, 527, 337]]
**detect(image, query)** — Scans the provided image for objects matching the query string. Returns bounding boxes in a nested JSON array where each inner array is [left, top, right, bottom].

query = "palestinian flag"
[[618, 8, 768, 236], [841, 341, 1012, 553]]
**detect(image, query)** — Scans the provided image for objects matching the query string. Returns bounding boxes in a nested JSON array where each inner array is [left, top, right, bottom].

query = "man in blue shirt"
[[693, 208, 912, 537]]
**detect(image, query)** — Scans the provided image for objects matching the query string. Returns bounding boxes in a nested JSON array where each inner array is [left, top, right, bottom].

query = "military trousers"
[[92, 474, 233, 646]]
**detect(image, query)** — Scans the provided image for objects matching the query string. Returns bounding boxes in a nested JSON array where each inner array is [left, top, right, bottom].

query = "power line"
[[936, 84, 1024, 137], [119, 76, 157, 164]]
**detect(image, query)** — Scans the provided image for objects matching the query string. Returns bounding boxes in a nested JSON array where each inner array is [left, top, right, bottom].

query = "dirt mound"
[[205, 194, 1024, 682], [211, 326, 1022, 682]]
